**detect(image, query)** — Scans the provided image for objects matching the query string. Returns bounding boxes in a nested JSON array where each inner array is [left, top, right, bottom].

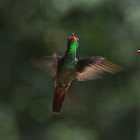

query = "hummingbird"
[[32, 33, 122, 114]]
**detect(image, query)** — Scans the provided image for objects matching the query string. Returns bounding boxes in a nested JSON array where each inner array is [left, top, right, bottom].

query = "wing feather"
[[31, 53, 61, 76], [76, 56, 123, 81]]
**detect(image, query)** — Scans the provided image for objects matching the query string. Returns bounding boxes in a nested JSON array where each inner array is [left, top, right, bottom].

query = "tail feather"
[[53, 82, 69, 114]]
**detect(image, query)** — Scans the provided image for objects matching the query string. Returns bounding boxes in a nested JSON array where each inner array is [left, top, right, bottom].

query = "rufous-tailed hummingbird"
[[32, 33, 122, 114]]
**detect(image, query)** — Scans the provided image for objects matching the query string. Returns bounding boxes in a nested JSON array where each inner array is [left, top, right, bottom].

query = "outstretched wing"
[[32, 53, 61, 76], [76, 56, 123, 81]]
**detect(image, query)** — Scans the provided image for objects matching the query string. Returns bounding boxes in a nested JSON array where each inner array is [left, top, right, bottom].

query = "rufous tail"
[[53, 82, 70, 114]]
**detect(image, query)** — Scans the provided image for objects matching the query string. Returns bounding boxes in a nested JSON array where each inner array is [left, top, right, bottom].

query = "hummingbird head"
[[67, 33, 79, 41], [67, 33, 79, 53]]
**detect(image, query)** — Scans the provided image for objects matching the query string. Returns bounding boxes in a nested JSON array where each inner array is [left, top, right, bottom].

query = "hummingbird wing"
[[76, 56, 122, 81], [32, 53, 61, 76]]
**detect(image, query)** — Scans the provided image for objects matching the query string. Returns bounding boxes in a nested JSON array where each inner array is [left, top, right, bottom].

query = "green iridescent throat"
[[68, 41, 78, 54]]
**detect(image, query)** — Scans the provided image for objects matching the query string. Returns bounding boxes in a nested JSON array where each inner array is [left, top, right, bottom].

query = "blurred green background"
[[0, 0, 140, 140]]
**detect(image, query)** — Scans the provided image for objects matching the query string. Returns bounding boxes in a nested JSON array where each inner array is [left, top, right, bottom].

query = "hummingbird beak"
[[71, 33, 75, 40], [70, 33, 79, 41], [67, 33, 79, 41]]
